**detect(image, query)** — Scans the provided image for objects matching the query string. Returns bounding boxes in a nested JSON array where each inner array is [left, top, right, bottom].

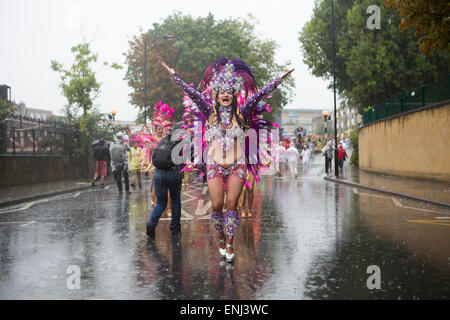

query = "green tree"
[[0, 99, 13, 121], [299, 0, 355, 100], [315, 118, 325, 135], [52, 42, 122, 176], [385, 0, 450, 54], [349, 129, 359, 166], [299, 0, 450, 113], [0, 100, 13, 153], [124, 13, 294, 123]]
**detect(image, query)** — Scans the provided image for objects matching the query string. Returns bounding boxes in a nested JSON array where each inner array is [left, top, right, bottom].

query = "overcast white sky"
[[0, 0, 335, 121]]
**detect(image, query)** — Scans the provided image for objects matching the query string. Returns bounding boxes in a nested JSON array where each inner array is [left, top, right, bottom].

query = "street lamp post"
[[322, 110, 329, 141], [331, 0, 339, 178], [109, 109, 117, 134], [110, 109, 117, 122]]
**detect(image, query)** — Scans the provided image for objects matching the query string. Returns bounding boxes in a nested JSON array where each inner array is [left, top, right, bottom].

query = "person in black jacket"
[[146, 123, 186, 238], [91, 139, 110, 188]]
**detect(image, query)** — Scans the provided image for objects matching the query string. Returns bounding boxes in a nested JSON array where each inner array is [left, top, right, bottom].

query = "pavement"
[[322, 149, 450, 208], [0, 177, 116, 208]]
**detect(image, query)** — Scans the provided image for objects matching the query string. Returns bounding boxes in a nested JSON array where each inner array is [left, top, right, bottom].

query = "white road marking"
[[0, 202, 36, 215], [0, 186, 110, 215], [0, 220, 37, 227], [181, 209, 194, 218], [20, 221, 37, 227], [195, 199, 211, 216]]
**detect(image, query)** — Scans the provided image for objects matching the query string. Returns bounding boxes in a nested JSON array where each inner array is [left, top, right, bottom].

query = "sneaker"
[[146, 224, 155, 238], [130, 183, 136, 188]]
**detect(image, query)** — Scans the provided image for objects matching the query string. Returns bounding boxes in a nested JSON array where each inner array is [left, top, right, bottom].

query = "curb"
[[0, 181, 116, 209], [324, 176, 450, 209]]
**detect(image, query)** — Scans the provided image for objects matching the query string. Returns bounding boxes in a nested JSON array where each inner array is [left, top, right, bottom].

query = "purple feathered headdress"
[[199, 58, 258, 99]]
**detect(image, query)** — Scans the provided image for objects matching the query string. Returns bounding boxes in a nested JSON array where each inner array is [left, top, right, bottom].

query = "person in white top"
[[345, 136, 351, 150], [276, 144, 287, 177], [286, 143, 300, 178], [308, 142, 314, 155], [301, 146, 310, 171]]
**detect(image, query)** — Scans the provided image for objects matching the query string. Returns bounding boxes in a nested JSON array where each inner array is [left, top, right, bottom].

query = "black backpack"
[[152, 134, 181, 170]]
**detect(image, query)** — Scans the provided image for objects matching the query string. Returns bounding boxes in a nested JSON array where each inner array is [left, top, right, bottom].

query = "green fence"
[[363, 75, 450, 125]]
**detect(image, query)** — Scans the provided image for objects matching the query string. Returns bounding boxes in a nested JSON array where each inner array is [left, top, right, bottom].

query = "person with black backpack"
[[109, 133, 131, 195], [146, 123, 186, 238]]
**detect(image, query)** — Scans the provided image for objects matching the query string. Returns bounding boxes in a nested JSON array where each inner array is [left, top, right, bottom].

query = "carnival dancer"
[[238, 171, 256, 217], [162, 59, 294, 262], [137, 125, 152, 176]]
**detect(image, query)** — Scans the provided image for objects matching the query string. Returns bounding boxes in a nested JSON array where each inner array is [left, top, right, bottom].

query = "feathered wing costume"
[[176, 58, 281, 186], [127, 100, 175, 173]]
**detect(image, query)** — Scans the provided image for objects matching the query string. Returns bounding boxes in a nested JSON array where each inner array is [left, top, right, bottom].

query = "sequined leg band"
[[224, 210, 240, 238], [211, 211, 224, 234]]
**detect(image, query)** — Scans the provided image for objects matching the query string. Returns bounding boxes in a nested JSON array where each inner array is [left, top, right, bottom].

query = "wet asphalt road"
[[0, 155, 449, 299]]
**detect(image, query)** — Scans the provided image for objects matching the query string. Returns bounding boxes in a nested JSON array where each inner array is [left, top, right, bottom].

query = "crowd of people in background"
[[91, 132, 353, 192], [273, 134, 352, 178]]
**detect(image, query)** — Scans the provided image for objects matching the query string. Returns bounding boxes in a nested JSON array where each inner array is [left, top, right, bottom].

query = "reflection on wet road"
[[0, 156, 448, 299]]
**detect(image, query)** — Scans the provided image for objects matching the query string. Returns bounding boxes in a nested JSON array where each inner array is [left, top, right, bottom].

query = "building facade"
[[25, 108, 53, 122], [329, 106, 363, 135], [280, 108, 323, 138]]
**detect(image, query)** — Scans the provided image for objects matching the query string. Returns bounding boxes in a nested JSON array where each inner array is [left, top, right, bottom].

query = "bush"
[[349, 130, 359, 167]]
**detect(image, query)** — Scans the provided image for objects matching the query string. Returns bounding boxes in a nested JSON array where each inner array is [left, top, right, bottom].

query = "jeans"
[[339, 158, 345, 169], [325, 155, 333, 173], [113, 163, 129, 192], [147, 169, 182, 232]]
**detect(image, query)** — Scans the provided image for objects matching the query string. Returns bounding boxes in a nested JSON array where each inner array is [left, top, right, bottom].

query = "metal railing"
[[363, 75, 450, 125], [0, 116, 78, 155]]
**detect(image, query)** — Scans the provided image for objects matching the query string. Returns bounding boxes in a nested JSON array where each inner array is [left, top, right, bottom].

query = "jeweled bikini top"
[[205, 118, 245, 152]]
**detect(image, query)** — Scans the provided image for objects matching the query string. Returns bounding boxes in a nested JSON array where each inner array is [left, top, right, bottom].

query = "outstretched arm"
[[161, 62, 213, 117], [240, 68, 294, 117]]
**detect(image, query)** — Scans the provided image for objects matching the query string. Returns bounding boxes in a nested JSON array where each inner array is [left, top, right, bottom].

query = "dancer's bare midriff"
[[208, 141, 244, 168], [208, 115, 245, 168]]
